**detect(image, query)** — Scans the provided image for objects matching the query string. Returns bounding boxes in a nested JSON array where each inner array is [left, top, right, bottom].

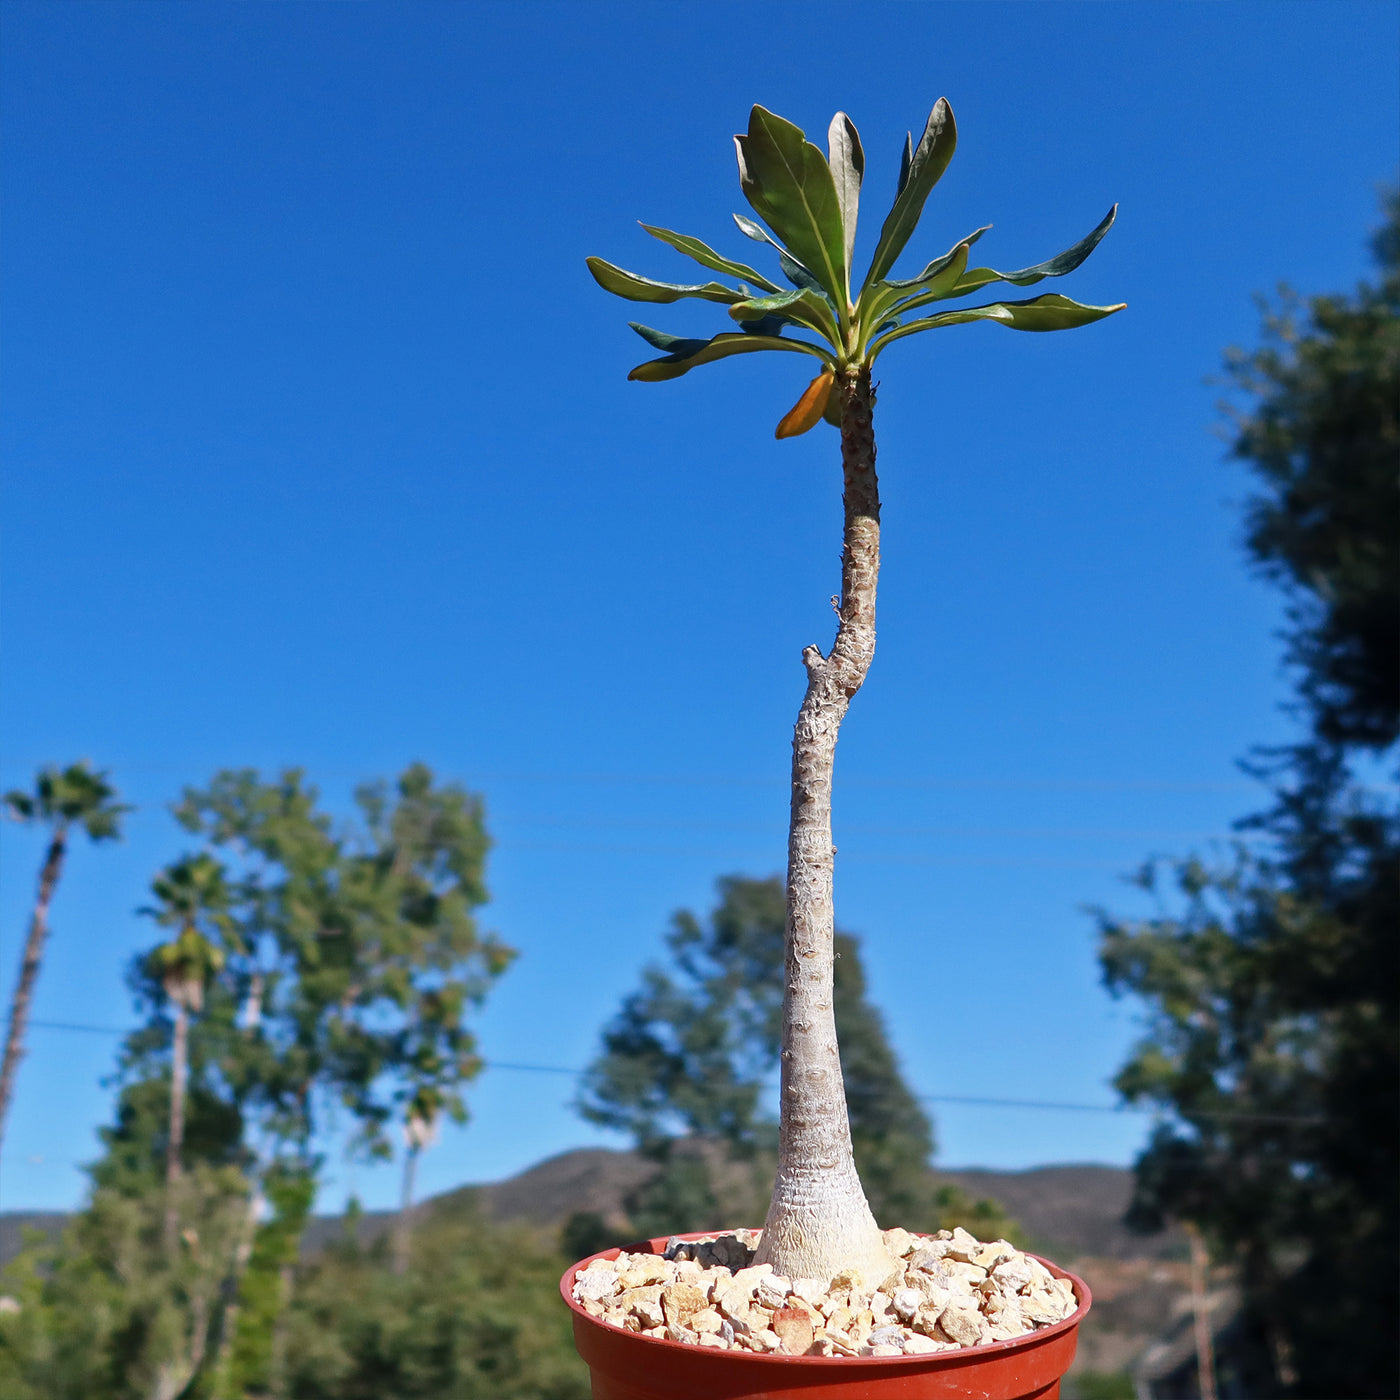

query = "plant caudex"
[[588, 101, 1123, 1287], [588, 100, 1124, 435]]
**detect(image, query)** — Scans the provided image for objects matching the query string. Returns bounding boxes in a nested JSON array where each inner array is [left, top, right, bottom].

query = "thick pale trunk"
[[754, 366, 892, 1285], [164, 1001, 189, 1254], [0, 828, 68, 1153]]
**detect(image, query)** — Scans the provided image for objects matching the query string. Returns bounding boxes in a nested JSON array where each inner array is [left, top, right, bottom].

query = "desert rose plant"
[[588, 99, 1123, 1285]]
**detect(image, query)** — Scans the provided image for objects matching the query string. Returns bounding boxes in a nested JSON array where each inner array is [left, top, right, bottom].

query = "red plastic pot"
[[561, 1230, 1092, 1400]]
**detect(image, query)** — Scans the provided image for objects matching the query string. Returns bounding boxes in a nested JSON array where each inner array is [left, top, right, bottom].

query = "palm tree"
[[589, 100, 1123, 1282], [0, 761, 128, 1153], [142, 853, 238, 1254]]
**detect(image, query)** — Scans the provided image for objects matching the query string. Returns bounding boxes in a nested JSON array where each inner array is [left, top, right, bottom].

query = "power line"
[[509, 817, 1237, 841], [30, 1020, 130, 1036], [497, 1060, 1321, 1123], [0, 759, 1264, 793], [26, 1023, 1325, 1124], [499, 841, 1131, 870], [915, 1093, 1323, 1125]]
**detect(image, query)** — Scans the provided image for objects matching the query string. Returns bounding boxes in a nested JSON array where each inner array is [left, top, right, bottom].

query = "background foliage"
[[1097, 195, 1398, 1399], [0, 764, 525, 1397]]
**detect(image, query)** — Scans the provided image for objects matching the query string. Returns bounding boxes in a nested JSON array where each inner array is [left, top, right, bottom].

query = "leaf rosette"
[[589, 101, 1125, 436]]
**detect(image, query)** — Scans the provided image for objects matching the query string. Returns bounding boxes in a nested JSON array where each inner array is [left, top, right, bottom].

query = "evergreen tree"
[[1096, 195, 1398, 1398], [1225, 192, 1398, 754], [578, 875, 1014, 1242]]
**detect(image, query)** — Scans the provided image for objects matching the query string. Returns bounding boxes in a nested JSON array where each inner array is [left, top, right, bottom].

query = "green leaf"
[[734, 105, 848, 305], [869, 293, 1126, 358], [586, 256, 745, 305], [861, 238, 974, 334], [990, 292, 1126, 331], [953, 205, 1119, 296], [733, 213, 824, 293], [896, 131, 913, 197], [881, 225, 991, 292], [628, 322, 710, 357], [639, 223, 782, 293], [728, 288, 809, 319], [628, 331, 834, 382], [727, 286, 839, 344], [737, 313, 792, 336], [864, 99, 957, 290], [827, 112, 864, 268], [890, 240, 970, 311], [868, 304, 1013, 354]]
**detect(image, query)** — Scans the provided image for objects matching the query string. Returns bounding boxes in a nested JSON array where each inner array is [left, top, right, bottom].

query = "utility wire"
[[495, 1060, 1321, 1123], [499, 840, 1133, 870], [0, 759, 1264, 793], [508, 817, 1237, 841], [29, 1020, 133, 1036], [27, 1022, 1326, 1124]]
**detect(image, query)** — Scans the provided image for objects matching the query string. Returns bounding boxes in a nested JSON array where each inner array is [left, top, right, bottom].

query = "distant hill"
[[938, 1163, 1180, 1262], [444, 1150, 1184, 1264], [3, 1148, 1178, 1269], [298, 1147, 658, 1254], [0, 1211, 67, 1272]]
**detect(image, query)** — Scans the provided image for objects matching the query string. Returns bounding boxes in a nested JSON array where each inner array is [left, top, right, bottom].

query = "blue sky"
[[2, 0, 1396, 1214]]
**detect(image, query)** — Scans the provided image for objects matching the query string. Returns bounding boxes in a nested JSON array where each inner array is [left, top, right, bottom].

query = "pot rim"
[[560, 1228, 1092, 1367]]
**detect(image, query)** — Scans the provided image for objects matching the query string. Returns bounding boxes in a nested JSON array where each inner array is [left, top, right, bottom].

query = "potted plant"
[[567, 98, 1122, 1399]]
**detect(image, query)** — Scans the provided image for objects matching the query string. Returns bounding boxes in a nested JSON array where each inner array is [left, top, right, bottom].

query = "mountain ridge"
[[1, 1148, 1179, 1269]]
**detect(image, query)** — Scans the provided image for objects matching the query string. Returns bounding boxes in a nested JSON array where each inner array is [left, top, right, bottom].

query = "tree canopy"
[[590, 102, 1123, 435], [0, 762, 518, 1398], [1096, 194, 1398, 1399], [163, 762, 510, 1161], [1225, 193, 1399, 752]]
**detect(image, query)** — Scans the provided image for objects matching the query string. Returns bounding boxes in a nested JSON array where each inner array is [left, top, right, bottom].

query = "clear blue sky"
[[2, 0, 1396, 1214]]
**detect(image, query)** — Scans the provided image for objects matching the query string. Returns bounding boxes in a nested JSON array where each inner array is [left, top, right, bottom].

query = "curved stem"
[[755, 364, 891, 1284], [0, 827, 68, 1155]]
